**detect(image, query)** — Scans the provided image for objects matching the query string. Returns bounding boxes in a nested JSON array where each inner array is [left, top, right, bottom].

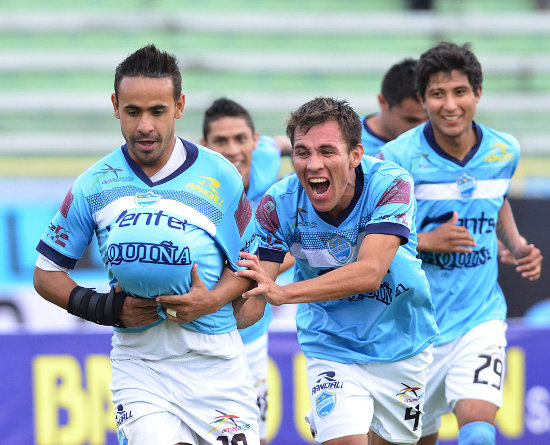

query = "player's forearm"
[[210, 265, 254, 309], [33, 266, 78, 309], [497, 199, 524, 256], [233, 295, 267, 329], [281, 261, 384, 304]]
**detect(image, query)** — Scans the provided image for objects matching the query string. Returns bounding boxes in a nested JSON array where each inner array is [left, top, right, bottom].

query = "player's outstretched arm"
[[417, 211, 476, 253], [237, 233, 401, 305], [157, 263, 253, 323], [497, 199, 543, 281]]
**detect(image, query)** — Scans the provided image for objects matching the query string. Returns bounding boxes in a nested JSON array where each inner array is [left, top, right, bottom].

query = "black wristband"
[[68, 286, 127, 327]]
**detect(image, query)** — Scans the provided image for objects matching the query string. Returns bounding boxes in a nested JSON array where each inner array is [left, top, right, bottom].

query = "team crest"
[[456, 173, 476, 200], [327, 235, 352, 263], [134, 192, 162, 207], [315, 391, 336, 418]]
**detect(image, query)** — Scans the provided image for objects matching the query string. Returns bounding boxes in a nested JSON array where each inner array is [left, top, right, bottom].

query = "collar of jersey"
[[313, 165, 364, 228], [121, 137, 199, 187], [423, 121, 483, 167]]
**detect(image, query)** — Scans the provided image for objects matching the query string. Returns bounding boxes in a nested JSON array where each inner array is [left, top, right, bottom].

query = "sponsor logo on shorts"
[[186, 176, 225, 207], [457, 173, 476, 200], [134, 192, 162, 207], [396, 383, 424, 405], [115, 404, 133, 427], [315, 391, 336, 418], [311, 371, 344, 395], [208, 410, 251, 434], [327, 235, 352, 264]]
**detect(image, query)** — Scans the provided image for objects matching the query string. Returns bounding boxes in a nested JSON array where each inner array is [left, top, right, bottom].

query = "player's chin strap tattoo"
[[67, 286, 127, 327]]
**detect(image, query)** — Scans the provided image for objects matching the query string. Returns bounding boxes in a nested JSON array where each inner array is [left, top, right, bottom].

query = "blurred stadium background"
[[1, 1, 550, 444]]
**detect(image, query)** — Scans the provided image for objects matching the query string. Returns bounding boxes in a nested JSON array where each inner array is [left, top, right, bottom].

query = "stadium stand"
[[1, 0, 549, 167]]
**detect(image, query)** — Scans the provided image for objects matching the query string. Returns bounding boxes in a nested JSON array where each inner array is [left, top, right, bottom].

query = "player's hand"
[[418, 211, 476, 253], [512, 243, 543, 281], [235, 251, 287, 306], [156, 263, 219, 323], [118, 285, 160, 327]]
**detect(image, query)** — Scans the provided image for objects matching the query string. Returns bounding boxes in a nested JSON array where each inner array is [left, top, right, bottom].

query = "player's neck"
[[366, 114, 391, 141], [433, 125, 477, 161]]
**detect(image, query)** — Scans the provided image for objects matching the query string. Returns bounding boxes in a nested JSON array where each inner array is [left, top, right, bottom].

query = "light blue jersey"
[[360, 114, 390, 157], [255, 156, 438, 364], [37, 138, 257, 334], [239, 135, 282, 343], [379, 122, 519, 345]]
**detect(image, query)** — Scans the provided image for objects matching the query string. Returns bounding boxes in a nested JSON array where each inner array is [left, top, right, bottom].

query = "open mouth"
[[309, 177, 329, 196]]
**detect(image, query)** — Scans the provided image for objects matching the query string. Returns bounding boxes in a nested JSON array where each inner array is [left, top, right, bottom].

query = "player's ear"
[[350, 143, 364, 168], [252, 132, 260, 150], [474, 86, 482, 102], [175, 93, 185, 119], [377, 93, 388, 111], [111, 93, 120, 119]]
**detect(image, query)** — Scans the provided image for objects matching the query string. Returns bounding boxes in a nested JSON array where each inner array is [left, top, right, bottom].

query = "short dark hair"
[[415, 41, 483, 100], [286, 97, 361, 153], [114, 44, 182, 103], [202, 98, 255, 140], [381, 58, 419, 107]]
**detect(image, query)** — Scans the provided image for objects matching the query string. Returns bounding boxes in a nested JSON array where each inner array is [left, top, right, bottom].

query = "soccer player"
[[235, 97, 439, 445], [201, 97, 287, 445], [378, 42, 543, 445], [360, 59, 427, 156], [33, 45, 261, 445]]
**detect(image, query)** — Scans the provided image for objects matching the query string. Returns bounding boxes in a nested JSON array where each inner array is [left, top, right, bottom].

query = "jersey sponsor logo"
[[396, 383, 423, 405], [315, 391, 336, 418], [256, 195, 280, 234], [376, 178, 411, 208], [92, 163, 132, 187], [484, 144, 515, 163], [411, 152, 432, 169], [60, 187, 73, 218], [114, 209, 187, 231], [327, 235, 352, 263], [115, 404, 133, 428], [185, 176, 225, 207], [421, 211, 495, 235], [312, 371, 344, 395], [134, 192, 162, 207], [291, 207, 317, 229], [48, 223, 70, 248], [419, 247, 492, 270], [106, 241, 191, 266], [346, 282, 409, 306], [234, 191, 252, 237], [456, 173, 476, 200], [208, 410, 251, 434]]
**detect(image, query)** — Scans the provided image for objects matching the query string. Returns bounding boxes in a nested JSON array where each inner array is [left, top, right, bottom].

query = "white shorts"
[[421, 319, 507, 436], [243, 333, 269, 440], [111, 352, 260, 445], [305, 346, 433, 444]]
